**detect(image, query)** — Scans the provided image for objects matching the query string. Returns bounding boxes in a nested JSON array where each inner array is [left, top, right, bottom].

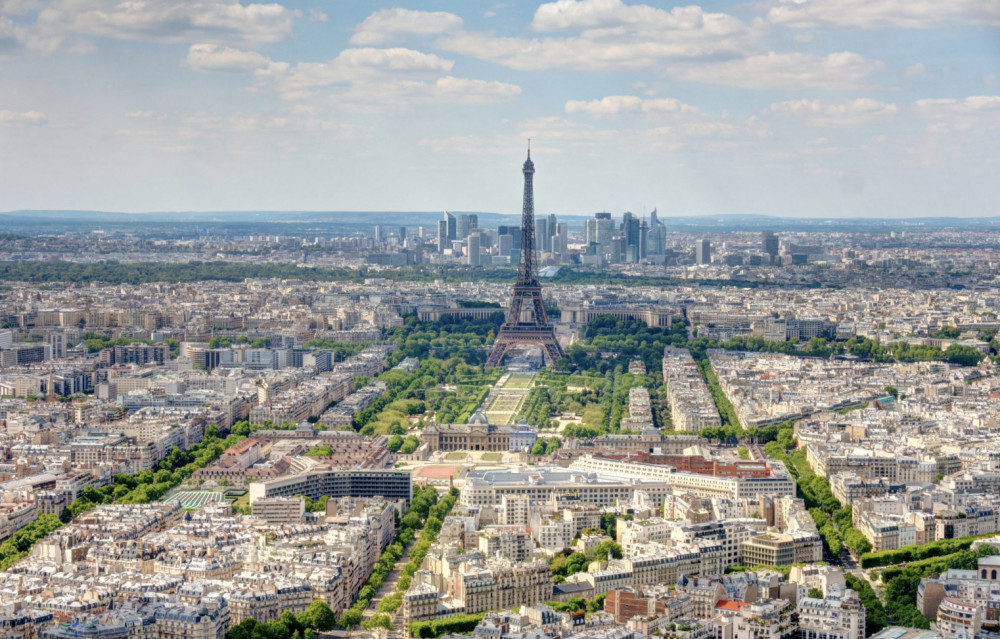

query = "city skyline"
[[0, 1, 997, 217]]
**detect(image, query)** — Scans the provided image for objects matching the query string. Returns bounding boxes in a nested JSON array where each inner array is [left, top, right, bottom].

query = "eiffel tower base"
[[486, 327, 564, 368]]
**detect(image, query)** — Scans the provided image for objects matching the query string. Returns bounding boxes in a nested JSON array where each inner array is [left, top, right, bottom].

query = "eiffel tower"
[[486, 146, 564, 368]]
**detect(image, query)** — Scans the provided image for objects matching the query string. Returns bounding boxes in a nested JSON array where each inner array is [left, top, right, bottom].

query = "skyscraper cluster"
[[583, 209, 666, 265]]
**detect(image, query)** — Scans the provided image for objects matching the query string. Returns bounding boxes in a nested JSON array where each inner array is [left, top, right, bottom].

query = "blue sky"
[[0, 0, 998, 218]]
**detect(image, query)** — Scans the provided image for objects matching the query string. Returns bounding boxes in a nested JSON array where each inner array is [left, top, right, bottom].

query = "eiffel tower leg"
[[486, 337, 512, 368], [541, 338, 564, 367]]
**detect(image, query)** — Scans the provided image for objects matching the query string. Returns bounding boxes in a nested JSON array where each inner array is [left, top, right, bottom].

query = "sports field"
[[418, 465, 459, 479], [165, 490, 225, 510]]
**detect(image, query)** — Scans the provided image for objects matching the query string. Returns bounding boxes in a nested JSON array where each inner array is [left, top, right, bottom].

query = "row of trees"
[[844, 574, 887, 636], [0, 514, 63, 570], [338, 487, 460, 630], [761, 424, 871, 558], [880, 546, 998, 630], [859, 534, 992, 568], [226, 601, 338, 639], [408, 613, 487, 638]]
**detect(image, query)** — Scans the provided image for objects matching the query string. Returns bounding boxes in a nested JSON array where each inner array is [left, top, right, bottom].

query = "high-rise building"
[[638, 220, 649, 260], [398, 226, 406, 242], [467, 233, 481, 266], [498, 225, 522, 249], [498, 234, 513, 256], [536, 217, 549, 253], [373, 225, 384, 243], [437, 220, 448, 254], [696, 239, 712, 265], [554, 222, 568, 255], [547, 214, 557, 252], [762, 231, 779, 260], [444, 211, 456, 241], [622, 212, 640, 263], [648, 208, 666, 256], [457, 214, 478, 240], [586, 212, 615, 249]]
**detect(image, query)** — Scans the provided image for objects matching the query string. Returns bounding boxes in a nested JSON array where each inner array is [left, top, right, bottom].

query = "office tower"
[[648, 208, 665, 256], [444, 211, 456, 240], [499, 225, 522, 250], [586, 212, 615, 248], [374, 225, 384, 243], [467, 233, 481, 266], [610, 237, 626, 264], [487, 147, 564, 367], [622, 212, 640, 263], [498, 233, 513, 256], [536, 217, 549, 253], [547, 214, 557, 252], [585, 218, 598, 245], [398, 226, 406, 242], [762, 231, 779, 261], [457, 213, 478, 240], [696, 238, 712, 264], [554, 222, 568, 255], [638, 220, 648, 260], [418, 226, 425, 238], [437, 220, 448, 253]]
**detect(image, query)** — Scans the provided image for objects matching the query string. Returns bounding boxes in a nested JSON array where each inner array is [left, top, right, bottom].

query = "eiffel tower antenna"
[[486, 146, 564, 368]]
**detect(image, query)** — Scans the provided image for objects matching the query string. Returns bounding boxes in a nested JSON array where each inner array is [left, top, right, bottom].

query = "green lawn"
[[488, 395, 524, 412], [480, 452, 502, 462], [445, 452, 468, 460], [502, 374, 536, 390]]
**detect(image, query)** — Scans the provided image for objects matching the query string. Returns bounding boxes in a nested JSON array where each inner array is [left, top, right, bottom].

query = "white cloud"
[[0, 15, 26, 51], [0, 0, 39, 15], [915, 95, 1000, 133], [350, 8, 463, 45], [669, 51, 883, 89], [0, 109, 47, 124], [262, 47, 454, 96], [531, 0, 743, 33], [186, 43, 270, 72], [484, 4, 509, 19], [435, 1, 764, 71], [565, 95, 701, 117], [433, 76, 521, 103], [307, 9, 327, 23], [252, 47, 517, 106], [766, 98, 898, 126], [35, 0, 298, 50], [904, 63, 926, 77], [766, 0, 1000, 29], [125, 110, 155, 118]]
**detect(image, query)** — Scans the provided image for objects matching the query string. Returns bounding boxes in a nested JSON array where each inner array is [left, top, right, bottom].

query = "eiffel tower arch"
[[486, 147, 564, 368]]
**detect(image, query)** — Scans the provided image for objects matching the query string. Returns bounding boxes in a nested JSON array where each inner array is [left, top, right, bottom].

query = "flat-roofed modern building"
[[248, 468, 411, 506], [460, 466, 674, 508]]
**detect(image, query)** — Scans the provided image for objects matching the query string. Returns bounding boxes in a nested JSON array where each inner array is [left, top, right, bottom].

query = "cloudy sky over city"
[[1, 0, 998, 217]]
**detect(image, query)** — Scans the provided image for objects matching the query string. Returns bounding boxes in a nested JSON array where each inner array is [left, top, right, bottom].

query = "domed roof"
[[467, 410, 489, 425]]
